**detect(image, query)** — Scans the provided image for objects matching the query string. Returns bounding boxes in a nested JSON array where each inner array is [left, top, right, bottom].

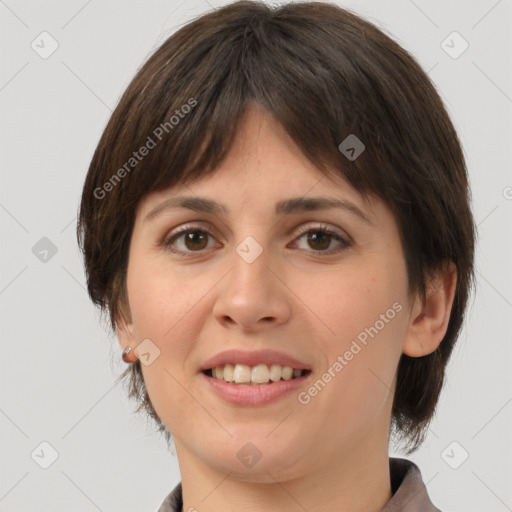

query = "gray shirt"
[[157, 457, 441, 511]]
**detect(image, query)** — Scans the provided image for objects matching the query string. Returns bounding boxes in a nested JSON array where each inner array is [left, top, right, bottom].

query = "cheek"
[[124, 256, 209, 410], [298, 260, 408, 427], [126, 260, 210, 435], [126, 255, 209, 341], [306, 261, 406, 350]]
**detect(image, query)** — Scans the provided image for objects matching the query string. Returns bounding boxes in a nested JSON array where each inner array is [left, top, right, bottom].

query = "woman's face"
[[120, 104, 414, 481]]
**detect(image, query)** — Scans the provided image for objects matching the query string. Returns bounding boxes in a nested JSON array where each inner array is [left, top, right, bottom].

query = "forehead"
[[136, 105, 380, 222]]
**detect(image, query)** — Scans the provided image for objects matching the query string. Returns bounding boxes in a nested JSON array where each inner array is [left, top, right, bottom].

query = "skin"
[[118, 103, 457, 512]]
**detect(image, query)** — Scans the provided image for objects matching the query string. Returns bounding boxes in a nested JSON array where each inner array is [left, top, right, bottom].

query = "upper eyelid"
[[164, 221, 351, 245]]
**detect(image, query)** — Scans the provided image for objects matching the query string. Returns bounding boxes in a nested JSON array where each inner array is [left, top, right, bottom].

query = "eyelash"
[[161, 223, 352, 257]]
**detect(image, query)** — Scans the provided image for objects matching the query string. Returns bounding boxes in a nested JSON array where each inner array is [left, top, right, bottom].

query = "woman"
[[77, 1, 475, 510]]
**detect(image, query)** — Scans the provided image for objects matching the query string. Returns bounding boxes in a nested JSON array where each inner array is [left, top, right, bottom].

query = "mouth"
[[199, 349, 313, 405], [202, 364, 312, 385]]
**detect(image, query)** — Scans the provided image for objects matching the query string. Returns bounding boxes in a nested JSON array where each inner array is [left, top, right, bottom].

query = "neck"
[[175, 435, 392, 512]]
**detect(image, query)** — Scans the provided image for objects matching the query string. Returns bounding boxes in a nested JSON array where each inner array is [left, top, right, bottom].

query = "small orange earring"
[[122, 346, 138, 363]]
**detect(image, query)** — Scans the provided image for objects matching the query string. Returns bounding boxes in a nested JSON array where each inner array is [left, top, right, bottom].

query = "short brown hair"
[[77, 0, 476, 453]]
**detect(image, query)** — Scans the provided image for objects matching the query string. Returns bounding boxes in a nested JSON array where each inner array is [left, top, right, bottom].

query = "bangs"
[[101, 4, 409, 208]]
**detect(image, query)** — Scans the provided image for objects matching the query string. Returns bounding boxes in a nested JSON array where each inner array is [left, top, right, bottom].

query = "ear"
[[116, 314, 136, 351], [402, 261, 457, 357]]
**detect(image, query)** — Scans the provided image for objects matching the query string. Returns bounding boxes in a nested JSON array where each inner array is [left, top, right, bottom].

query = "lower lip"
[[200, 371, 312, 406]]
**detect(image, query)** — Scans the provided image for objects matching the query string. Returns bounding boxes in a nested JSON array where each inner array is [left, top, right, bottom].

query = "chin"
[[198, 435, 308, 481]]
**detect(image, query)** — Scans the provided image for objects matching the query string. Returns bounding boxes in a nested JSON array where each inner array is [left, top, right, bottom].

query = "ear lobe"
[[402, 261, 457, 357]]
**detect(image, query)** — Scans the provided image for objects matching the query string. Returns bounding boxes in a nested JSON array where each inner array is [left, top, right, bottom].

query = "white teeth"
[[209, 363, 306, 384], [233, 364, 251, 383], [269, 364, 282, 382], [223, 364, 234, 382], [252, 364, 270, 383]]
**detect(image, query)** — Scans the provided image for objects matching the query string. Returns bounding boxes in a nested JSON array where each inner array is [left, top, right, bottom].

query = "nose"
[[212, 240, 292, 333]]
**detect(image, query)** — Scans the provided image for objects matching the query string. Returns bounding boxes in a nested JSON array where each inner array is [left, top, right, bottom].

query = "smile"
[[201, 367, 312, 406], [204, 363, 309, 385]]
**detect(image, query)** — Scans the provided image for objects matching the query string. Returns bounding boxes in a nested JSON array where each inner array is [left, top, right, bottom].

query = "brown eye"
[[162, 223, 351, 257], [181, 231, 209, 251], [291, 225, 351, 255], [163, 227, 215, 254], [305, 231, 332, 251]]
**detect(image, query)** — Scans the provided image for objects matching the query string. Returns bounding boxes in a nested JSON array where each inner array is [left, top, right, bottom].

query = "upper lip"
[[200, 349, 311, 371]]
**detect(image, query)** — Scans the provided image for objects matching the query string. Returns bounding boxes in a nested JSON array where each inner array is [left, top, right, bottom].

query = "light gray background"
[[1, 0, 511, 510]]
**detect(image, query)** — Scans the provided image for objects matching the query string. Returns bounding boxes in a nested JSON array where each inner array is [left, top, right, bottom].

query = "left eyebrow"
[[143, 195, 374, 226]]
